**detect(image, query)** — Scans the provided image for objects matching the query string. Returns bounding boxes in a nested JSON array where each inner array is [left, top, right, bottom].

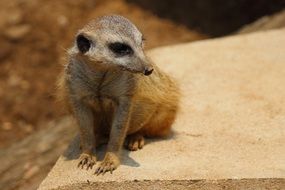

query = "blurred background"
[[0, 0, 285, 189]]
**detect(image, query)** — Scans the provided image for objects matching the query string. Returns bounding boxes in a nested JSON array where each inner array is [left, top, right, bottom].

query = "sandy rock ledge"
[[38, 28, 285, 190]]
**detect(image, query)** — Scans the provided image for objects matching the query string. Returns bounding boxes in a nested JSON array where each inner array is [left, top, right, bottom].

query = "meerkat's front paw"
[[125, 134, 145, 151], [77, 153, 96, 170], [95, 152, 120, 175]]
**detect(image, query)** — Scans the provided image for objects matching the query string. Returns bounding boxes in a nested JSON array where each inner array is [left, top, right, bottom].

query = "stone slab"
[[38, 28, 285, 189]]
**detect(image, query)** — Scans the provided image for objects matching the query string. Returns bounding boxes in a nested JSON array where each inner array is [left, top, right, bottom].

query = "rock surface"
[[38, 28, 285, 190], [238, 10, 285, 34]]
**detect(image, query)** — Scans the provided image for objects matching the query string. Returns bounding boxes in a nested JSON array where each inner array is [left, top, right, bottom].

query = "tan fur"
[[57, 15, 180, 174]]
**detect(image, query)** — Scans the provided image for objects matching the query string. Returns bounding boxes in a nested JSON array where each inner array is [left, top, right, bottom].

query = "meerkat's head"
[[71, 15, 153, 76]]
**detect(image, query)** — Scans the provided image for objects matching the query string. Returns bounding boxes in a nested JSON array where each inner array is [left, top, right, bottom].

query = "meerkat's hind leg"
[[125, 133, 145, 151]]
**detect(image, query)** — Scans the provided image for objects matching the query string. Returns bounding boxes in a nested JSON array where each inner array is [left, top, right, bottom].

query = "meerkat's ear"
[[76, 34, 92, 54]]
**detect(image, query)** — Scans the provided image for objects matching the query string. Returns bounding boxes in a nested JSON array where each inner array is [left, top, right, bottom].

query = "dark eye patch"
[[108, 42, 133, 56], [76, 34, 92, 54]]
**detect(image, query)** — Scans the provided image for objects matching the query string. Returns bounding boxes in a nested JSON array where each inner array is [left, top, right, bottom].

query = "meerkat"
[[57, 15, 180, 175]]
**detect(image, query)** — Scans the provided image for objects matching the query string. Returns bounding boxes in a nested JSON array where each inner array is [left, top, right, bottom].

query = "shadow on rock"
[[62, 131, 177, 168]]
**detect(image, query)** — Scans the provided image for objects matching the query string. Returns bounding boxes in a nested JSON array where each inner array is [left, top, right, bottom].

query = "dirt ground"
[[0, 0, 206, 148]]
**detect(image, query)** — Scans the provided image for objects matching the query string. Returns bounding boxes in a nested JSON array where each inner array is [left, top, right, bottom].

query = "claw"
[[82, 159, 86, 169], [86, 163, 92, 170], [77, 159, 84, 168], [102, 167, 107, 175], [95, 167, 101, 175], [98, 168, 103, 175]]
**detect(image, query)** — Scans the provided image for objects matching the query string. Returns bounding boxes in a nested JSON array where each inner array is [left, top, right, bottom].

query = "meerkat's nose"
[[144, 67, 153, 76]]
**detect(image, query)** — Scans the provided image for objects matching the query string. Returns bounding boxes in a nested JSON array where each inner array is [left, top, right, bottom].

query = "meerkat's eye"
[[108, 42, 133, 56], [76, 34, 92, 54]]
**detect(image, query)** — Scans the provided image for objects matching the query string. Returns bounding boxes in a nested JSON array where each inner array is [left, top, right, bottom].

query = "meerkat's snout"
[[137, 56, 154, 76], [144, 66, 153, 76]]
